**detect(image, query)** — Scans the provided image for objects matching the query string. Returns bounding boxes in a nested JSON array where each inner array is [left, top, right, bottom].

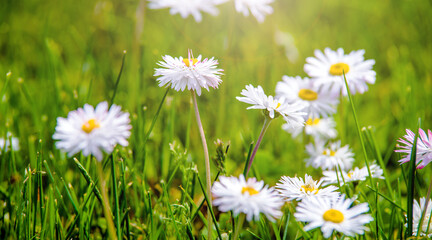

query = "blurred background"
[[1, 0, 431, 184]]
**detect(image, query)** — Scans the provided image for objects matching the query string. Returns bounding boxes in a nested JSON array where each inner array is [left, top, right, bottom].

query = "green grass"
[[1, 0, 432, 239]]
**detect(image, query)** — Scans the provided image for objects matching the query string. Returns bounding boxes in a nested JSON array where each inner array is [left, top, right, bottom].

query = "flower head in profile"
[[154, 50, 223, 96], [395, 128, 432, 169], [148, 0, 223, 22], [283, 117, 337, 141], [236, 84, 306, 129], [410, 197, 432, 237], [322, 163, 384, 186], [305, 140, 355, 171], [53, 102, 132, 161], [275, 76, 338, 118], [304, 48, 376, 96], [295, 195, 373, 238], [234, 0, 274, 23], [276, 174, 339, 202], [0, 133, 20, 154], [212, 175, 283, 222]]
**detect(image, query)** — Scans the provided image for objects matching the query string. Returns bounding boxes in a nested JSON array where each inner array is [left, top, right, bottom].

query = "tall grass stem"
[[246, 117, 271, 177]]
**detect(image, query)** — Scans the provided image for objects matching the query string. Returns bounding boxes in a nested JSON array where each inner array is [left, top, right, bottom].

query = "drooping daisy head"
[[305, 140, 355, 171], [148, 0, 223, 22], [236, 84, 306, 129], [395, 128, 432, 169], [322, 163, 384, 186], [0, 133, 20, 154], [275, 76, 338, 118], [276, 174, 339, 202], [411, 197, 432, 237], [234, 0, 274, 23], [212, 175, 284, 222], [295, 195, 373, 238], [283, 117, 338, 141], [53, 101, 132, 161], [154, 49, 223, 96], [304, 48, 376, 97]]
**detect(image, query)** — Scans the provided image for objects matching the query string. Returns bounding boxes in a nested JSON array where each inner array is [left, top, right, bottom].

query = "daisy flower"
[[148, 0, 222, 22], [283, 117, 338, 141], [236, 84, 306, 129], [0, 133, 20, 154], [322, 163, 384, 186], [395, 128, 432, 169], [295, 195, 373, 238], [410, 197, 432, 237], [212, 175, 283, 222], [275, 76, 338, 118], [305, 140, 355, 171], [53, 101, 132, 161], [304, 48, 376, 96], [234, 0, 274, 23], [276, 174, 339, 202], [154, 50, 223, 96]]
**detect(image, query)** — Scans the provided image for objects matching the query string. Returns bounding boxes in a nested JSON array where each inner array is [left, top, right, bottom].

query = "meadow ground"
[[0, 0, 432, 239]]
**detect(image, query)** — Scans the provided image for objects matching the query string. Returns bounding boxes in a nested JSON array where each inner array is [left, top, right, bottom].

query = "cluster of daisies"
[[48, 47, 432, 238], [148, 0, 274, 23]]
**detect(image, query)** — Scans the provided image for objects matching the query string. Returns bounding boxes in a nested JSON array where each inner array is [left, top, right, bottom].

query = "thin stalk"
[[245, 117, 272, 177], [191, 90, 213, 240], [342, 73, 375, 189], [96, 160, 117, 240], [110, 51, 127, 106], [232, 213, 246, 240]]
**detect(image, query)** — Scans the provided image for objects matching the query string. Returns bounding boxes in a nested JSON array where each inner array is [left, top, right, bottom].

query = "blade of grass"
[[110, 50, 126, 106], [342, 72, 375, 190], [406, 121, 420, 238], [110, 155, 122, 239], [72, 157, 103, 203]]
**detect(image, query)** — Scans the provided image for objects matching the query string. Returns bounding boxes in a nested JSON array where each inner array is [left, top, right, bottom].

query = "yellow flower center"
[[322, 149, 336, 156], [241, 186, 259, 196], [276, 102, 281, 109], [329, 62, 350, 76], [82, 119, 100, 133], [298, 89, 318, 101], [183, 58, 199, 67], [301, 184, 319, 194], [306, 118, 320, 126], [323, 209, 344, 223], [347, 171, 354, 178]]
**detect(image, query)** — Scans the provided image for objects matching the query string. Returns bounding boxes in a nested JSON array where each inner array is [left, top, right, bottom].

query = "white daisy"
[[275, 76, 338, 118], [276, 174, 339, 202], [283, 117, 338, 141], [154, 50, 223, 96], [322, 163, 384, 186], [236, 84, 306, 129], [0, 133, 20, 154], [234, 0, 274, 23], [305, 140, 355, 170], [411, 197, 432, 237], [53, 101, 132, 161], [304, 48, 376, 96], [395, 128, 432, 169], [148, 0, 222, 22], [212, 175, 284, 222], [295, 195, 373, 238]]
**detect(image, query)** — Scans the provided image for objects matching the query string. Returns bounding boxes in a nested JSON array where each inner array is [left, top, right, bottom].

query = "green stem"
[[191, 90, 213, 240], [233, 213, 246, 240], [246, 117, 271, 177], [96, 159, 117, 240], [110, 51, 127, 106]]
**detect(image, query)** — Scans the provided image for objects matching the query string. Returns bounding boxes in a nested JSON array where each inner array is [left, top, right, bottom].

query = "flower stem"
[[96, 159, 117, 240], [232, 213, 246, 240], [245, 117, 272, 177], [191, 90, 213, 240]]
